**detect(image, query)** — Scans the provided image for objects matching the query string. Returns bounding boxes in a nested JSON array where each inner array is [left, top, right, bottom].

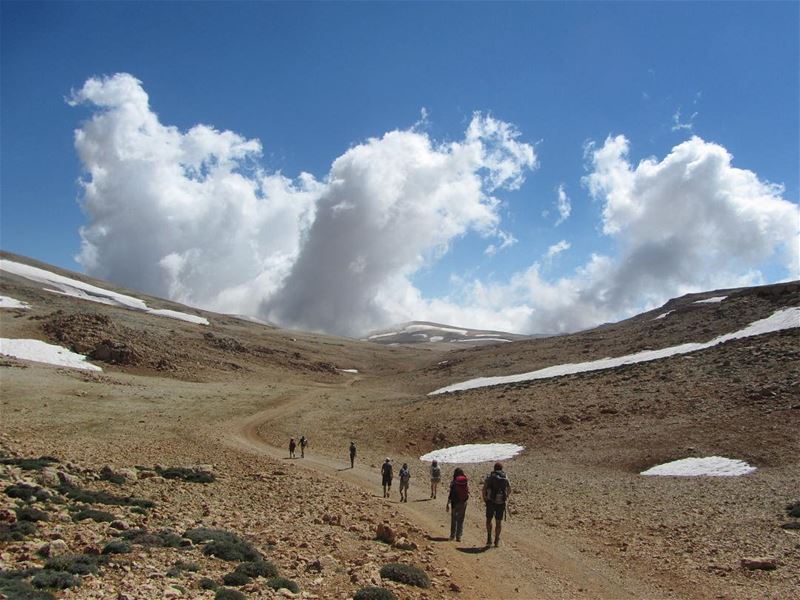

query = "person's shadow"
[[425, 535, 451, 542], [456, 546, 490, 554]]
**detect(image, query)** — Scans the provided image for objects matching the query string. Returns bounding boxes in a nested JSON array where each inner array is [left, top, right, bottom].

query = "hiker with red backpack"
[[445, 468, 469, 542], [482, 462, 511, 547]]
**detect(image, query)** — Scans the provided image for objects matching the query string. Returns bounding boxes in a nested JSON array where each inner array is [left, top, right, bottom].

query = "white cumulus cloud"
[[555, 184, 571, 225]]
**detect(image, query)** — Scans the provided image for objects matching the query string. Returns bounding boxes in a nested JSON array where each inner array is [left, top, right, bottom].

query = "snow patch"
[[641, 457, 755, 477], [420, 443, 524, 464], [406, 324, 468, 335], [0, 295, 30, 309], [429, 336, 444, 342], [0, 259, 208, 325], [340, 368, 359, 374], [695, 296, 727, 304], [0, 338, 102, 371], [430, 307, 800, 394], [455, 337, 510, 343], [654, 310, 673, 320]]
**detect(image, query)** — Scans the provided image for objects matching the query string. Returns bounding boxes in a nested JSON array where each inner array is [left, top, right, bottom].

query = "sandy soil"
[[1, 252, 798, 599]]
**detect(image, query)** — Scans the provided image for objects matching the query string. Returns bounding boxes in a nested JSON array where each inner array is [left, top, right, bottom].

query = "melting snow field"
[[0, 295, 30, 309], [0, 338, 102, 371], [430, 307, 800, 395], [641, 457, 756, 477], [0, 259, 209, 325], [694, 296, 727, 304], [420, 443, 524, 464], [653, 310, 673, 320], [339, 368, 359, 374]]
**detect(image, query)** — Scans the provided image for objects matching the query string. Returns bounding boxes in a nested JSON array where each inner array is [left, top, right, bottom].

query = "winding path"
[[223, 391, 661, 599]]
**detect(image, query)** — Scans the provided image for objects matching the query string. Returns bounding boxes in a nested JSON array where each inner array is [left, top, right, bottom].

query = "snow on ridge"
[[367, 331, 398, 340], [654, 310, 673, 320], [340, 368, 359, 374], [0, 338, 102, 371], [429, 336, 444, 342], [406, 324, 468, 335], [455, 337, 511, 343], [0, 259, 208, 325], [420, 443, 524, 464], [695, 296, 727, 304], [0, 295, 30, 309], [641, 456, 755, 477], [430, 307, 800, 395]]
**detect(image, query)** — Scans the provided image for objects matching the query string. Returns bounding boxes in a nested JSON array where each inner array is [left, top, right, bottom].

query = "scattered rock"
[[740, 557, 779, 571], [39, 538, 70, 557], [376, 523, 396, 544]]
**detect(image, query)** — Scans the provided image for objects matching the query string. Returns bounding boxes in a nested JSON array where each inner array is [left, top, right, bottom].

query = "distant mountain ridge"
[[363, 320, 545, 345]]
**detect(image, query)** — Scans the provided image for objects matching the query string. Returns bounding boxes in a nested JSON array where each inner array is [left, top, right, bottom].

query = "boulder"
[[40, 539, 70, 557], [38, 467, 61, 487], [393, 537, 418, 551], [376, 522, 396, 544]]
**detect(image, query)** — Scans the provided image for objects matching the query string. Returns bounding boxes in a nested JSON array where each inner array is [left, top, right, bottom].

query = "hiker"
[[349, 441, 357, 468], [430, 459, 442, 499], [398, 463, 411, 502], [445, 468, 469, 542], [288, 437, 296, 459], [482, 462, 511, 547], [381, 458, 393, 498], [299, 435, 308, 458]]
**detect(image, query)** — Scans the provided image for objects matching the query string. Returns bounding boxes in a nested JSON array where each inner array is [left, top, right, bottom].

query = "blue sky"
[[1, 2, 798, 335]]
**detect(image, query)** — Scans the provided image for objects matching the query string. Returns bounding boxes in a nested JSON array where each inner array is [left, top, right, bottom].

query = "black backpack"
[[487, 472, 508, 504]]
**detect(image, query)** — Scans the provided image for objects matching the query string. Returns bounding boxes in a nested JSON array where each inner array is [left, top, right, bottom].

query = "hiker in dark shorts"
[[288, 438, 296, 459], [398, 463, 411, 502], [381, 458, 393, 498], [349, 441, 357, 468], [482, 462, 511, 547], [430, 460, 442, 499], [446, 468, 469, 542], [299, 435, 308, 458]]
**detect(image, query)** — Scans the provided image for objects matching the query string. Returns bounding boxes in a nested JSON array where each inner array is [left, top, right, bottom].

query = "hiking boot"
[[486, 535, 492, 547], [456, 536, 461, 542], [494, 538, 500, 547]]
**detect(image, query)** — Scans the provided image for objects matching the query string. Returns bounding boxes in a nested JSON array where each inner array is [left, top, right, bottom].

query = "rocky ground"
[[2, 252, 799, 599]]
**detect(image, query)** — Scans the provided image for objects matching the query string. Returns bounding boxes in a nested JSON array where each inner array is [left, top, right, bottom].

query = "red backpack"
[[452, 475, 469, 502]]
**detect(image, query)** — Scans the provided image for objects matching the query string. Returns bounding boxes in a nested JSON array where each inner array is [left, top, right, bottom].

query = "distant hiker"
[[482, 462, 511, 547], [349, 441, 357, 468], [289, 437, 296, 459], [446, 468, 469, 542], [299, 435, 308, 458], [430, 460, 442, 499], [398, 463, 411, 502], [381, 458, 394, 498]]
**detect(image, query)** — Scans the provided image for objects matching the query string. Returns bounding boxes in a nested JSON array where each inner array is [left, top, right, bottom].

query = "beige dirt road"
[[225, 394, 664, 600]]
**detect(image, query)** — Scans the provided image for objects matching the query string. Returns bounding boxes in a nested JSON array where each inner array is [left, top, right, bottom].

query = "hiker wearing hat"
[[398, 463, 411, 502], [482, 462, 511, 547], [430, 460, 442, 499], [381, 458, 394, 498]]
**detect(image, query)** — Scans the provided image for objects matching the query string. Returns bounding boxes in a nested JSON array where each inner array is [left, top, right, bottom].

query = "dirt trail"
[[225, 394, 663, 600]]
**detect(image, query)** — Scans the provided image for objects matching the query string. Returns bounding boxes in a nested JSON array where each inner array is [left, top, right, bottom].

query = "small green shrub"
[[73, 508, 115, 523], [58, 484, 154, 509], [787, 501, 800, 518], [130, 506, 148, 515], [4, 483, 51, 502], [31, 569, 80, 590], [0, 521, 37, 541], [235, 560, 277, 578], [203, 540, 261, 562], [184, 527, 240, 545], [199, 577, 219, 591], [0, 457, 59, 471], [215, 588, 246, 600], [353, 587, 397, 600], [98, 472, 126, 485], [266, 577, 299, 593], [156, 466, 215, 483], [121, 528, 183, 548], [222, 571, 252, 586], [166, 560, 200, 577], [15, 506, 50, 522], [44, 554, 107, 576], [379, 563, 430, 588], [102, 540, 132, 555], [0, 577, 55, 600]]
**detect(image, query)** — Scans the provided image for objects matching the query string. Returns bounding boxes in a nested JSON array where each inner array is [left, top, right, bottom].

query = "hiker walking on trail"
[[288, 438, 297, 459], [299, 436, 308, 458], [398, 463, 411, 502], [430, 460, 442, 499], [349, 441, 357, 468], [381, 458, 394, 498], [446, 468, 469, 542], [482, 462, 511, 547]]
